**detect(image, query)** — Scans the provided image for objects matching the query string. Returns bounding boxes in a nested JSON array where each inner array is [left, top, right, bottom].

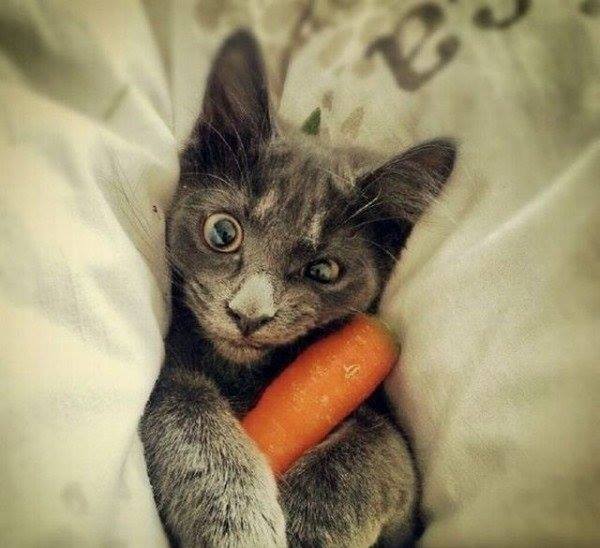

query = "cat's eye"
[[304, 259, 341, 284], [203, 213, 243, 253]]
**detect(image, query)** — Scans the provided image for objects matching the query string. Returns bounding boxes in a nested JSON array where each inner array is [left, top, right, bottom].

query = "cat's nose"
[[227, 273, 277, 336], [226, 308, 273, 336]]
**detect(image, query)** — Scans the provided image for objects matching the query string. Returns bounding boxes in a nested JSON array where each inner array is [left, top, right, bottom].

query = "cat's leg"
[[140, 366, 286, 548], [280, 405, 416, 548]]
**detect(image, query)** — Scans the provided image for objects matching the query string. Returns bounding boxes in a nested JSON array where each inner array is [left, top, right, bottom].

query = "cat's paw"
[[285, 511, 381, 548], [175, 455, 287, 548], [281, 462, 386, 548], [213, 482, 287, 548], [283, 489, 382, 547], [280, 413, 416, 547]]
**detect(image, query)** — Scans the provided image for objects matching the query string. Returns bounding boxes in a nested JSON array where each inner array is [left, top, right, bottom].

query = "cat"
[[140, 29, 456, 548]]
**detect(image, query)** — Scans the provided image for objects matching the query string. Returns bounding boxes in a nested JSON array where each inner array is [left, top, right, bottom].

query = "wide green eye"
[[203, 213, 243, 252], [304, 259, 341, 284]]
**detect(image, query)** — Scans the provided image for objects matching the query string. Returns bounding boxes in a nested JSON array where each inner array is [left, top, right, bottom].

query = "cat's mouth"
[[224, 337, 266, 350], [212, 336, 271, 364]]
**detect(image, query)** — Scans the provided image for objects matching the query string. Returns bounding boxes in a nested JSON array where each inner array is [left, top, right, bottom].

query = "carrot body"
[[241, 314, 399, 476]]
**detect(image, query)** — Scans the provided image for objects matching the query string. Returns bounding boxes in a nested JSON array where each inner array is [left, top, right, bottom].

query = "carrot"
[[241, 314, 399, 476]]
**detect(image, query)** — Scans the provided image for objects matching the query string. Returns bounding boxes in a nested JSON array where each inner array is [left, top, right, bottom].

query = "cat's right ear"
[[187, 29, 272, 177]]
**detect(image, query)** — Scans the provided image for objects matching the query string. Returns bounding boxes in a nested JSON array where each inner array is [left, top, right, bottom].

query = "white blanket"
[[1, 1, 598, 546]]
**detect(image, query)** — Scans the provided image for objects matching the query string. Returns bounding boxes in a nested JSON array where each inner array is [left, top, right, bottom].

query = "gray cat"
[[140, 30, 456, 548]]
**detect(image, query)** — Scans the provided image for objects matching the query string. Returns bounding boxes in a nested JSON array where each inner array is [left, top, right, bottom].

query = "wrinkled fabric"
[[1, 1, 598, 546]]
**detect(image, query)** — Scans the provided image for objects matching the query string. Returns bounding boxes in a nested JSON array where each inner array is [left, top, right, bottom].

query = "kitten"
[[140, 29, 456, 548]]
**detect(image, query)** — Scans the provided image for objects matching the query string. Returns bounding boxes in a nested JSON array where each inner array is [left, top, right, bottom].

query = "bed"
[[1, 0, 598, 545]]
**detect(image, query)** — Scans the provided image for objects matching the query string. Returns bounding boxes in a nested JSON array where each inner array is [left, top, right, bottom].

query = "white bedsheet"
[[1, 1, 598, 546]]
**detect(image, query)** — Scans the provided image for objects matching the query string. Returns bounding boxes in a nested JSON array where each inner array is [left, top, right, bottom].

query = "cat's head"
[[169, 30, 456, 365]]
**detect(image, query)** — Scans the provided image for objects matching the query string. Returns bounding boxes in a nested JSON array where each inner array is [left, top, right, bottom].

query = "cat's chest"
[[197, 344, 286, 417], [212, 371, 271, 417]]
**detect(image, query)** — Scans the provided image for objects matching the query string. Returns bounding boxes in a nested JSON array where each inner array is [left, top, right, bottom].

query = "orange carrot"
[[241, 314, 399, 476]]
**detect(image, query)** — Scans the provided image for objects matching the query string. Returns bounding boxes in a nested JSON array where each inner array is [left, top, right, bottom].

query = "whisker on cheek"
[[184, 281, 214, 317]]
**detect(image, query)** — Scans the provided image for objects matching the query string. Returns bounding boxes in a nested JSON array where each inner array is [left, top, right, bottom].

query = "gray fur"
[[140, 29, 456, 547]]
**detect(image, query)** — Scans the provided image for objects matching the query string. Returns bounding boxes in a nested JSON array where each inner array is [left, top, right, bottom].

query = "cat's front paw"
[[215, 480, 287, 548], [175, 454, 287, 548]]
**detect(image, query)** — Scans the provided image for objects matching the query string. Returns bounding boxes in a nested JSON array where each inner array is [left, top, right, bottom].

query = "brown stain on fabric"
[[195, 0, 229, 28], [340, 106, 365, 138], [60, 482, 88, 515], [321, 91, 334, 111]]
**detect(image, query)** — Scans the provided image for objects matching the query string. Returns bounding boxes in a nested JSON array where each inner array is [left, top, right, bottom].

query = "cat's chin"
[[212, 338, 269, 365]]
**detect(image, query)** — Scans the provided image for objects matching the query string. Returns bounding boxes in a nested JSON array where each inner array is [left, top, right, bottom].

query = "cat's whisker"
[[180, 171, 234, 188], [226, 97, 252, 177], [337, 183, 387, 230], [199, 120, 246, 180], [104, 174, 180, 279], [361, 237, 400, 264], [349, 215, 407, 232]]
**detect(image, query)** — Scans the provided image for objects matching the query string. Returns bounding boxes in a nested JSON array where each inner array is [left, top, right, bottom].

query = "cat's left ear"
[[188, 29, 272, 175], [354, 139, 457, 256]]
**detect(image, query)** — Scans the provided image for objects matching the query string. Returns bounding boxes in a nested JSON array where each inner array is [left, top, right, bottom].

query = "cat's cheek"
[[317, 276, 379, 322]]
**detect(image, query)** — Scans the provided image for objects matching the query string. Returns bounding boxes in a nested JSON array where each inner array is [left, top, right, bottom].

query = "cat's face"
[[169, 139, 382, 364], [169, 30, 455, 365]]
